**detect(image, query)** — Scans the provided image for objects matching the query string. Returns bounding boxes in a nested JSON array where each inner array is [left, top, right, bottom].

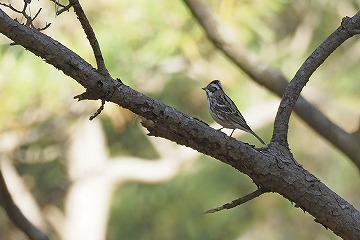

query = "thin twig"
[[0, 2, 22, 13], [56, 3, 72, 15], [49, 0, 66, 8], [69, 0, 109, 77], [0, 166, 49, 240], [37, 22, 51, 31], [89, 99, 106, 120], [49, 0, 72, 16], [205, 188, 268, 214], [32, 7, 42, 21]]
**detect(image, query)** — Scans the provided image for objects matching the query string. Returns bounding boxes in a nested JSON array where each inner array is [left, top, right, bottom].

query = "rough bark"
[[0, 7, 360, 240]]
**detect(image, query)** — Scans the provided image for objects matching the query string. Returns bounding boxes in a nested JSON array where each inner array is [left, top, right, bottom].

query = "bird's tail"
[[248, 129, 265, 145]]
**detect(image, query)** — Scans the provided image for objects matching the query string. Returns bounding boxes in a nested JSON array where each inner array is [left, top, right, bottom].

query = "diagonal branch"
[[0, 166, 49, 240], [205, 188, 268, 214], [69, 0, 109, 77], [182, 0, 360, 167], [49, 0, 71, 16], [273, 14, 360, 144]]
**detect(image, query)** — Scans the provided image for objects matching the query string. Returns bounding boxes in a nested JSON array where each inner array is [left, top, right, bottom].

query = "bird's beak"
[[201, 87, 206, 91]]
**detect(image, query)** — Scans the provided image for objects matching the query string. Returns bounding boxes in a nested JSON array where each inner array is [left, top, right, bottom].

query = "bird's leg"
[[230, 129, 235, 137]]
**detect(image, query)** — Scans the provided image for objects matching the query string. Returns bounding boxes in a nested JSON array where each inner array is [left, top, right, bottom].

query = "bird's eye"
[[209, 86, 218, 93]]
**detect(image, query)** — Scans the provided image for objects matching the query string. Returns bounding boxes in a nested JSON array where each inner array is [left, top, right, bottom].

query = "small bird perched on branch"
[[202, 80, 265, 145]]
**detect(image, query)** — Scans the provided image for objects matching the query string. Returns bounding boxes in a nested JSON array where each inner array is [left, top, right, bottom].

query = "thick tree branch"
[[1, 8, 360, 239], [182, 0, 360, 168], [0, 166, 49, 240], [69, 0, 109, 77]]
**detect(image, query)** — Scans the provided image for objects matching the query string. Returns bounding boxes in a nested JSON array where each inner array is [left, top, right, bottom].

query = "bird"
[[202, 80, 265, 144]]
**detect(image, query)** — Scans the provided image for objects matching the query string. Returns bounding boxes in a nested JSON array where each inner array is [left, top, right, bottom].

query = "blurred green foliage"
[[0, 0, 360, 239]]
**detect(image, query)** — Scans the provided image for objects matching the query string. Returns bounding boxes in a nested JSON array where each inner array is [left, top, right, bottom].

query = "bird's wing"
[[217, 94, 249, 125]]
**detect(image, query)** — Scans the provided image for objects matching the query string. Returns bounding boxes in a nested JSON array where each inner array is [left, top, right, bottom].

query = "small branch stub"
[[205, 188, 268, 214], [89, 99, 105, 120]]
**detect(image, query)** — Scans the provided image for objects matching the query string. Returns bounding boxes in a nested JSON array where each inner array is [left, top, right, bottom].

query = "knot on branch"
[[341, 15, 360, 35], [74, 78, 123, 120], [74, 78, 122, 101]]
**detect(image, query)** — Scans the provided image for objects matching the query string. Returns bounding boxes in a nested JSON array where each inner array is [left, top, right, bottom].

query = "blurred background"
[[0, 0, 360, 239]]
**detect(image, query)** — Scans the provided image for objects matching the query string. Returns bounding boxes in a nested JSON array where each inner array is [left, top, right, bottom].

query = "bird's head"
[[202, 80, 223, 96]]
